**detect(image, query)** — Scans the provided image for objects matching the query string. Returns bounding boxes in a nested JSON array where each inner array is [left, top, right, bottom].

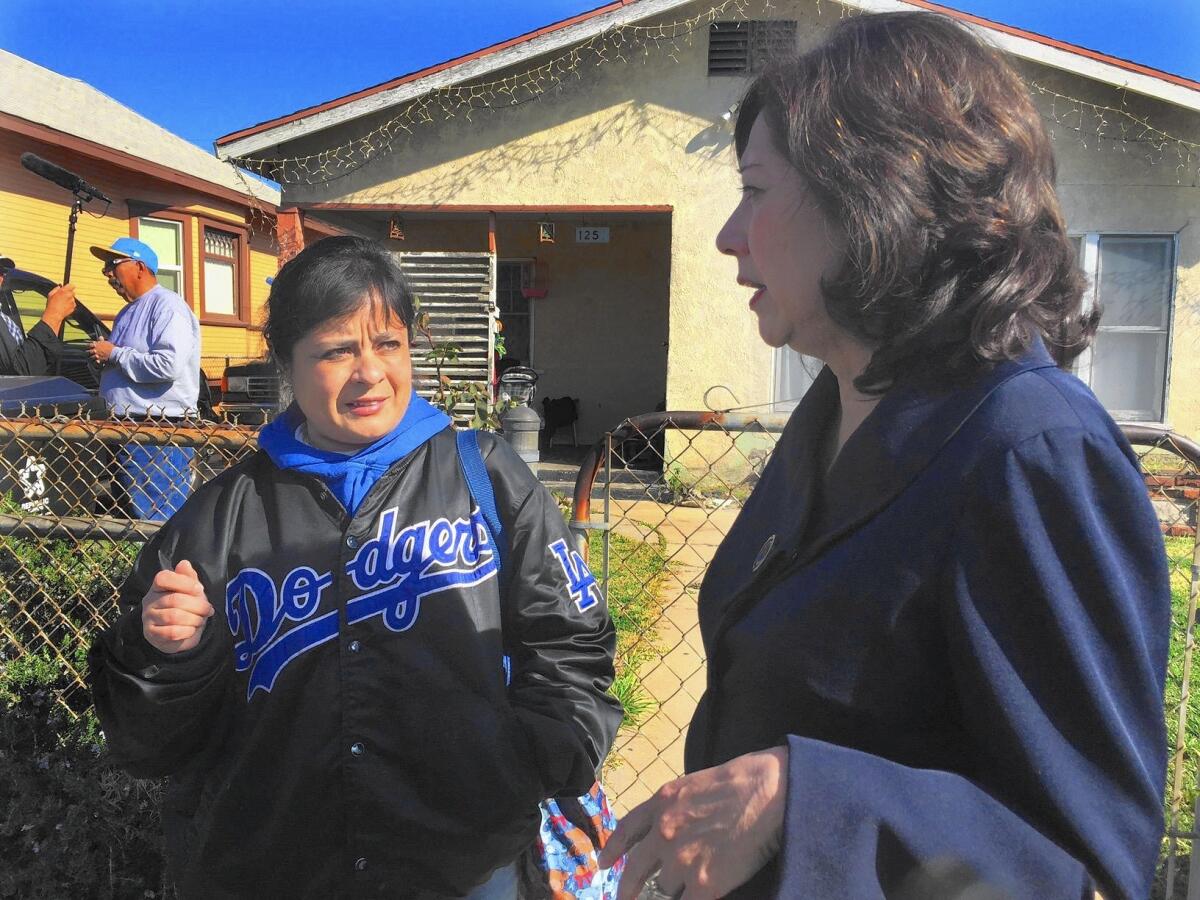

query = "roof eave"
[[214, 0, 691, 161], [216, 0, 1200, 162], [2, 110, 280, 209], [859, 0, 1200, 112]]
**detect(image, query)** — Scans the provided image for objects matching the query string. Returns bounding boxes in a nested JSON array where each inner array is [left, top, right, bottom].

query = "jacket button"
[[354, 857, 368, 872], [346, 535, 359, 549], [350, 742, 364, 756], [349, 640, 361, 652]]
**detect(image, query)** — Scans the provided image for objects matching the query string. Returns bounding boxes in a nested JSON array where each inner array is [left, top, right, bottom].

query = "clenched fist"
[[43, 284, 77, 332], [141, 559, 213, 653]]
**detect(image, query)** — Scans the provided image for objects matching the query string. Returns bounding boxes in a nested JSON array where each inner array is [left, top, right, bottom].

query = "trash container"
[[0, 376, 111, 516], [498, 367, 540, 467]]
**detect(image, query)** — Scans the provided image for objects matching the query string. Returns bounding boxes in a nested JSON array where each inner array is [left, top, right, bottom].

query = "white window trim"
[[498, 257, 536, 368], [1070, 230, 1178, 426], [771, 346, 821, 412], [138, 216, 184, 292]]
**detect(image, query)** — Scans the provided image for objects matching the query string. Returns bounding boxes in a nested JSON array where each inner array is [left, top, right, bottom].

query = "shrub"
[[0, 650, 170, 899]]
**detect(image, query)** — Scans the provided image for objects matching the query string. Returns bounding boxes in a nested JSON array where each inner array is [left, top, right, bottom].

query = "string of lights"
[[229, 0, 753, 186], [222, 0, 1200, 191], [1030, 81, 1199, 183]]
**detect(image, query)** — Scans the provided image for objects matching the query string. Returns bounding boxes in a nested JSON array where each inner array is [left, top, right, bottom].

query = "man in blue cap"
[[87, 237, 201, 521]]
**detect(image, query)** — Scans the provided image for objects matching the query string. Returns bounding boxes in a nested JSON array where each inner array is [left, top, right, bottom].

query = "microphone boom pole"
[[19, 152, 111, 284]]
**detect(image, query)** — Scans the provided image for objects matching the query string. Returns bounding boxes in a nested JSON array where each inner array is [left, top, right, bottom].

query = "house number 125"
[[575, 227, 610, 243]]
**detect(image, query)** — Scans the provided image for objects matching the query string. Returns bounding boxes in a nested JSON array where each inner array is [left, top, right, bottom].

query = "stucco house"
[[0, 50, 282, 374], [215, 0, 1200, 444]]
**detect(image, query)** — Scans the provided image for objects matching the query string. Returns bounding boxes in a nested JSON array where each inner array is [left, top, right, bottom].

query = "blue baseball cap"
[[90, 237, 159, 275]]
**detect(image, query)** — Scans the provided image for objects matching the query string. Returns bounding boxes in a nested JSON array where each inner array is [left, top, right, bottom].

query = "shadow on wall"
[[282, 95, 736, 213], [685, 120, 734, 157]]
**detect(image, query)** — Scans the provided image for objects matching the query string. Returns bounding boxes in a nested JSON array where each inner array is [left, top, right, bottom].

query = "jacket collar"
[[786, 338, 1060, 568]]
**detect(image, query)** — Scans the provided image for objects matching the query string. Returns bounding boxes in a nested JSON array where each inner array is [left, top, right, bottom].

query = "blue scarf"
[[258, 392, 451, 515]]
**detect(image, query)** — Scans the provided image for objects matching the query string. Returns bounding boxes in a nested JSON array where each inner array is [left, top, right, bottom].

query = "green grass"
[[1143, 451, 1195, 478], [1163, 535, 1199, 859], [591, 527, 670, 729]]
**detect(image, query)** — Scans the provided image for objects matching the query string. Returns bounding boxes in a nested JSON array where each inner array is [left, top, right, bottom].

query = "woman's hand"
[[141, 560, 213, 653], [599, 745, 788, 899]]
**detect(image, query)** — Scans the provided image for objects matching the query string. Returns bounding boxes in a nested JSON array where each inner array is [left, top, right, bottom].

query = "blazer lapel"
[[707, 340, 1062, 651], [698, 366, 839, 625], [794, 340, 1061, 568]]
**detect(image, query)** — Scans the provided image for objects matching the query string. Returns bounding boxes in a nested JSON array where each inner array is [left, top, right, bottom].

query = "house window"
[[1073, 233, 1175, 422], [137, 217, 184, 296], [497, 260, 532, 365], [771, 347, 821, 412], [708, 20, 797, 75], [202, 226, 240, 318]]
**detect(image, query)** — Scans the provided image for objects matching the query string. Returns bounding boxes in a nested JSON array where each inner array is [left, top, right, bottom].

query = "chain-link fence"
[[565, 411, 788, 813], [3, 403, 1199, 892], [568, 413, 1200, 897], [1125, 425, 1200, 900], [0, 408, 260, 717]]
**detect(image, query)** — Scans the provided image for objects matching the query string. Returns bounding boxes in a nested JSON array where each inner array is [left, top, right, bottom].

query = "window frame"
[[129, 209, 193, 306], [1071, 231, 1178, 425], [497, 258, 536, 368], [771, 346, 822, 412], [197, 218, 251, 326]]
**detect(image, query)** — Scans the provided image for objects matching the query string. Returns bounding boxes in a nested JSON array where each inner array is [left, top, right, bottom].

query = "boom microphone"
[[20, 152, 112, 203]]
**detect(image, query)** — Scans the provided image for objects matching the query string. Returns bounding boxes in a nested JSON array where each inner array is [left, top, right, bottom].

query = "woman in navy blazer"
[[601, 12, 1170, 900]]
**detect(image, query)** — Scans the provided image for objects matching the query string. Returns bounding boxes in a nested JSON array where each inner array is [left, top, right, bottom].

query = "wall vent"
[[708, 20, 797, 75]]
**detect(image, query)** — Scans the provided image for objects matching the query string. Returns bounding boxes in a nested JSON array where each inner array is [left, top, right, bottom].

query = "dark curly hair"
[[263, 235, 415, 367], [735, 11, 1094, 393]]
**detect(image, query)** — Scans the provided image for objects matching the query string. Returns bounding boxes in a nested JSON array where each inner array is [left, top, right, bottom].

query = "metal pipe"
[[569, 410, 789, 562], [1121, 423, 1200, 470], [602, 431, 611, 602], [0, 512, 160, 543], [0, 418, 257, 451]]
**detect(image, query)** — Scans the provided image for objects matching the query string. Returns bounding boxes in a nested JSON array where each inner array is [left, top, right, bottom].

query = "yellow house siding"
[[248, 234, 276, 333], [2, 124, 278, 376]]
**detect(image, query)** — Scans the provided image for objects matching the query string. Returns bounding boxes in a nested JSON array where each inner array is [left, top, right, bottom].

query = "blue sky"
[[1, 0, 1196, 151]]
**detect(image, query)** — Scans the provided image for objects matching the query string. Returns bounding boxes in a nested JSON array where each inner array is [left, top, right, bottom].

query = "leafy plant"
[[0, 648, 171, 899], [412, 296, 511, 430], [591, 528, 670, 728]]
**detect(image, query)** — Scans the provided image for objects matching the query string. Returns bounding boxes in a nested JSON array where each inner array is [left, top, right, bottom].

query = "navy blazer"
[[685, 341, 1170, 899]]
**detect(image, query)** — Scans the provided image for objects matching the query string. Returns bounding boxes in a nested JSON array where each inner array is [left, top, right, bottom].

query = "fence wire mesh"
[[0, 408, 261, 718], [566, 411, 788, 815], [2, 404, 1198, 895], [570, 414, 1200, 898]]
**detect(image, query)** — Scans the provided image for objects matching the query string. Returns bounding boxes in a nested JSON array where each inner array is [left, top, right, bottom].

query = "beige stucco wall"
[[278, 1, 825, 431], [1024, 61, 1200, 437], [272, 0, 1200, 445]]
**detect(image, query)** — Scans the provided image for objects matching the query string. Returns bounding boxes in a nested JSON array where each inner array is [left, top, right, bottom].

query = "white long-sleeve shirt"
[[100, 284, 200, 417]]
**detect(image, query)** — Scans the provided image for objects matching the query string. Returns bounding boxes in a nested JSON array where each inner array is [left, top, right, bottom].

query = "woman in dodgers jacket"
[[90, 236, 622, 898], [601, 12, 1171, 900]]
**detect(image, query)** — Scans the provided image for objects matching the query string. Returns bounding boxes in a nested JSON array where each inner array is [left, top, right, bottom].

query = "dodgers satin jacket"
[[89, 429, 622, 898], [686, 341, 1170, 899]]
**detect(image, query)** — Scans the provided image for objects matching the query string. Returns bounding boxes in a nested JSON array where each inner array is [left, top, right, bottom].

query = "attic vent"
[[708, 20, 798, 75]]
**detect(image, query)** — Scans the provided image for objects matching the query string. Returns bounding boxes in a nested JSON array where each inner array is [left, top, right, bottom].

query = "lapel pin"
[[753, 534, 776, 571]]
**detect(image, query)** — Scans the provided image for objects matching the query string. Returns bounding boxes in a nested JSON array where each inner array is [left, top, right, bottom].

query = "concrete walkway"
[[596, 499, 741, 815]]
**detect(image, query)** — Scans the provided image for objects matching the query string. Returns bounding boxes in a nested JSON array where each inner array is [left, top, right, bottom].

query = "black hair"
[[263, 235, 416, 366], [736, 11, 1093, 393]]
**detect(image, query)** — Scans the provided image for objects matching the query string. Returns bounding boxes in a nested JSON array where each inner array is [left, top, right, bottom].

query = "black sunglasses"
[[102, 258, 135, 277]]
